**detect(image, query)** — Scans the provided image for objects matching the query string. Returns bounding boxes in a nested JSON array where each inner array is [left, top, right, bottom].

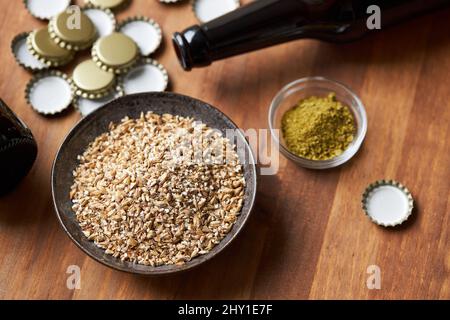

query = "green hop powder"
[[281, 93, 355, 161]]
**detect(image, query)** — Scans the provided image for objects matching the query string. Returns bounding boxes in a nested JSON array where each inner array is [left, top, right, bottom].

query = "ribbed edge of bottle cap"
[[73, 81, 124, 116], [120, 58, 169, 95], [70, 76, 117, 100], [85, 0, 131, 12], [159, 0, 185, 3], [117, 16, 162, 56], [23, 0, 72, 20], [48, 15, 97, 51], [362, 179, 414, 227], [25, 70, 74, 115], [26, 30, 75, 67], [192, 0, 240, 23], [11, 32, 49, 72], [91, 38, 139, 74], [82, 3, 116, 39]]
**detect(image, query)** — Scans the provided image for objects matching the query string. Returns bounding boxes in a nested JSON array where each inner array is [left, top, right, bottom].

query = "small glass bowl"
[[268, 77, 367, 169]]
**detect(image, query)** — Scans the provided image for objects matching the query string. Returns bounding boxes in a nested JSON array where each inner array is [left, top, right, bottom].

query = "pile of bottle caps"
[[12, 0, 169, 116]]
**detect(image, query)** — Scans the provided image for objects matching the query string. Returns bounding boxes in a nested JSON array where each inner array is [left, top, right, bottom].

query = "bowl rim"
[[268, 76, 368, 169], [51, 92, 257, 275]]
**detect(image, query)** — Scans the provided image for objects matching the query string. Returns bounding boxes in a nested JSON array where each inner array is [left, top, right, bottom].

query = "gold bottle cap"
[[121, 58, 169, 95], [193, 0, 240, 23], [82, 4, 116, 38], [74, 82, 124, 117], [362, 180, 414, 227], [11, 32, 48, 72], [27, 29, 74, 67], [72, 59, 116, 99], [23, 0, 71, 20], [25, 70, 74, 115], [159, 0, 185, 3], [117, 16, 162, 56], [49, 10, 97, 51], [92, 32, 138, 73], [86, 0, 129, 10]]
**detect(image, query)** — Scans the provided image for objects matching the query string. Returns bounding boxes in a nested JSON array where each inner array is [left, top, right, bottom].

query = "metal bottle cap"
[[159, 0, 185, 3], [11, 32, 48, 72], [49, 10, 97, 50], [74, 82, 124, 116], [82, 4, 116, 38], [25, 70, 74, 115], [86, 0, 129, 10], [92, 32, 138, 73], [72, 59, 116, 99], [121, 58, 169, 95], [118, 16, 162, 56], [27, 28, 74, 67], [23, 0, 71, 20], [362, 180, 414, 227], [193, 0, 240, 23]]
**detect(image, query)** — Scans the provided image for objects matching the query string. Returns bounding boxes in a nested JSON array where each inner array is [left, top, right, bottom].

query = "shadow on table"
[[0, 160, 53, 227]]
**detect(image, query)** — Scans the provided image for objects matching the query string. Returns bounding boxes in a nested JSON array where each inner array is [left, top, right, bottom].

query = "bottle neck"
[[173, 0, 326, 70]]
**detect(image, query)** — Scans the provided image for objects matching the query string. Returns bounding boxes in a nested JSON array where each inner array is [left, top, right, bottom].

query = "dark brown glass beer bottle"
[[173, 0, 450, 70], [0, 99, 37, 195]]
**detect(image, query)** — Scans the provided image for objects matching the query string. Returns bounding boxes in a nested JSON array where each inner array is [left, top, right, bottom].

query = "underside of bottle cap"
[[120, 58, 169, 95], [82, 4, 116, 38], [11, 32, 49, 72], [362, 180, 414, 227], [25, 70, 74, 115], [24, 0, 71, 20], [117, 16, 162, 56], [192, 0, 240, 23]]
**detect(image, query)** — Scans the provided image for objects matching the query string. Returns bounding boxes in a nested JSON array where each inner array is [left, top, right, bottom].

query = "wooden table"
[[0, 0, 448, 300]]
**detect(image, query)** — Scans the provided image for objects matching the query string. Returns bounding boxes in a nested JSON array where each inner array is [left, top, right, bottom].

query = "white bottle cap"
[[362, 180, 414, 227]]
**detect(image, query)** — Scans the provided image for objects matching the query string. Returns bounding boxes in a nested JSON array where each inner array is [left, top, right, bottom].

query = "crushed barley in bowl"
[[70, 112, 245, 267]]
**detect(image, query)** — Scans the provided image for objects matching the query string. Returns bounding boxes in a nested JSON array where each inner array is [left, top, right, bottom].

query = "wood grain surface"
[[0, 0, 449, 300]]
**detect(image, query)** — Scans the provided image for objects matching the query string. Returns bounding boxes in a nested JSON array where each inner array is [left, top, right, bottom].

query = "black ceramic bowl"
[[52, 92, 257, 275]]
